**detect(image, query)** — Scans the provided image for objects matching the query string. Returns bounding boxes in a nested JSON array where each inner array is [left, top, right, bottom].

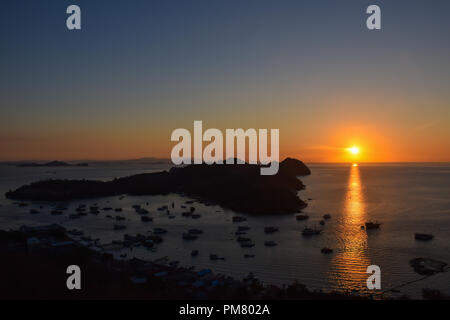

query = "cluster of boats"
[[295, 213, 331, 252], [18, 198, 438, 273]]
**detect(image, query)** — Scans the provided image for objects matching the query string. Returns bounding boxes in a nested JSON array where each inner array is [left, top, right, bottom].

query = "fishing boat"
[[153, 227, 167, 235], [137, 208, 149, 215], [90, 209, 100, 215], [232, 216, 246, 222], [321, 247, 333, 254], [182, 232, 198, 240], [141, 216, 153, 222], [188, 228, 203, 235], [365, 221, 381, 230], [240, 242, 255, 248], [148, 235, 163, 243], [243, 272, 256, 282], [264, 226, 279, 233], [302, 227, 322, 236], [209, 254, 225, 261], [415, 233, 434, 241]]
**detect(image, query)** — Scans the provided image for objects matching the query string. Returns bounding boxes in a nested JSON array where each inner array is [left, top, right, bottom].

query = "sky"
[[1, 0, 449, 162]]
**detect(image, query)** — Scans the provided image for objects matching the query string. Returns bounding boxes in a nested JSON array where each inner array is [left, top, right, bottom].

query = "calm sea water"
[[0, 163, 449, 299]]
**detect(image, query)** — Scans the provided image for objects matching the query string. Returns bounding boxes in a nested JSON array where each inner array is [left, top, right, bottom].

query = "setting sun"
[[348, 146, 360, 155]]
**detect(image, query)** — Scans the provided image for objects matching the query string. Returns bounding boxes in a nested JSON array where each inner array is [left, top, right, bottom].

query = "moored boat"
[[264, 240, 277, 247], [365, 221, 381, 230], [321, 247, 333, 254], [264, 226, 279, 233], [232, 216, 246, 223], [153, 227, 167, 234], [182, 232, 198, 240], [141, 216, 153, 222], [188, 228, 203, 235], [237, 236, 251, 242], [191, 250, 199, 257], [415, 233, 434, 241], [302, 227, 322, 236]]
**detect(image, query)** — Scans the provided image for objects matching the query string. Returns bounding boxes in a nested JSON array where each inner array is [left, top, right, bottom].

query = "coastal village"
[[1, 218, 368, 300]]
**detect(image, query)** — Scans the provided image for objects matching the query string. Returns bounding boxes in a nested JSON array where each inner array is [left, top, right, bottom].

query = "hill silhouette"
[[16, 161, 88, 167], [6, 158, 310, 215]]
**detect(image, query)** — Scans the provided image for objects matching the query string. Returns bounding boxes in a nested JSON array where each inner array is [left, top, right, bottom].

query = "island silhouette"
[[6, 158, 310, 215], [16, 161, 88, 167]]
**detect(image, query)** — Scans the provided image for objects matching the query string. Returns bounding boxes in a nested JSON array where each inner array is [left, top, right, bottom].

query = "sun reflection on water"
[[329, 163, 371, 293]]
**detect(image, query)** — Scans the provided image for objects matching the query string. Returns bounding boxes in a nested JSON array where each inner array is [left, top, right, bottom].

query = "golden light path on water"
[[329, 163, 371, 293]]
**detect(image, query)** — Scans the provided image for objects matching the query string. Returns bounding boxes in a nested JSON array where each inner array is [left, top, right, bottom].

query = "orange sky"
[[1, 1, 449, 163]]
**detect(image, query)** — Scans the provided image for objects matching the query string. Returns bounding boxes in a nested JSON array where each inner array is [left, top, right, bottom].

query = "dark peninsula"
[[6, 158, 310, 215]]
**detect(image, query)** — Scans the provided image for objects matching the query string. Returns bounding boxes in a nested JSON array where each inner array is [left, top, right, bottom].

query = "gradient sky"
[[1, 0, 449, 162]]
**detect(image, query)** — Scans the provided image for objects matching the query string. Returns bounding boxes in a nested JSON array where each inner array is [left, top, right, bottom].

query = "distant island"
[[6, 158, 310, 215], [16, 161, 88, 167]]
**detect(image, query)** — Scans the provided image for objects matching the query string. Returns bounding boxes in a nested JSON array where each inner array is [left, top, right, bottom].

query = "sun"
[[348, 146, 360, 155]]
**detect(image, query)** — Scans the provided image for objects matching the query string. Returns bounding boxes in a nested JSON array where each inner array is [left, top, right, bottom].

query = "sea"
[[0, 162, 449, 299]]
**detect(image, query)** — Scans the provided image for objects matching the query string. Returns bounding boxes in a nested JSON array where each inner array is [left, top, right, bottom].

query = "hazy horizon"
[[2, 157, 449, 165]]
